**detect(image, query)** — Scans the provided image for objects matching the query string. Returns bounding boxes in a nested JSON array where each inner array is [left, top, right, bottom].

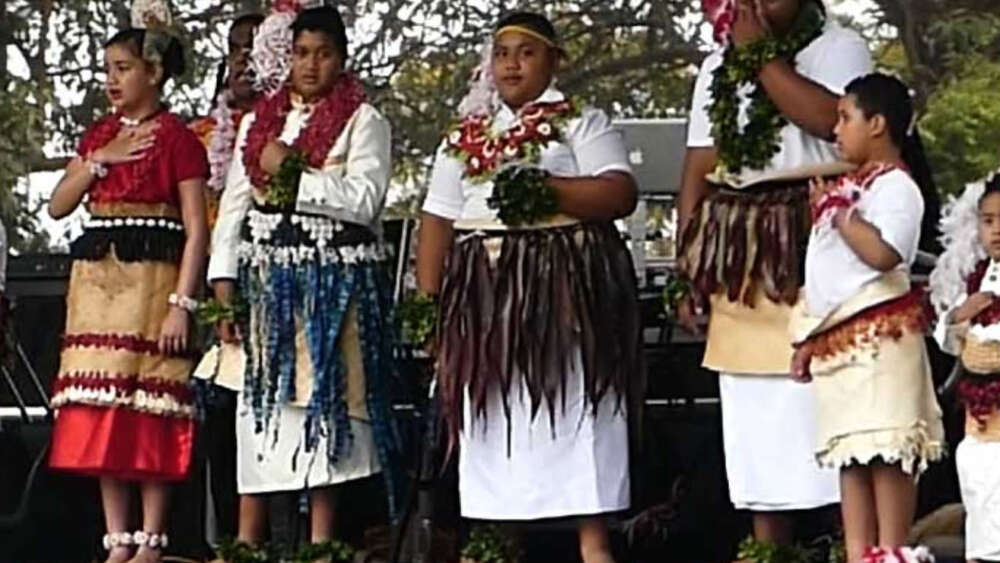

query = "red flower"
[[702, 0, 736, 44], [444, 99, 578, 180]]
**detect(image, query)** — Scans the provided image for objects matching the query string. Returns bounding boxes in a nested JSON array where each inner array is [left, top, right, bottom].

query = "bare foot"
[[126, 546, 161, 563], [104, 546, 132, 563], [580, 547, 616, 563]]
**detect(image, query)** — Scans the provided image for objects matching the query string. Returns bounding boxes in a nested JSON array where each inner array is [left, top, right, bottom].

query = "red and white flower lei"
[[811, 162, 902, 232], [444, 99, 580, 183], [243, 72, 366, 190]]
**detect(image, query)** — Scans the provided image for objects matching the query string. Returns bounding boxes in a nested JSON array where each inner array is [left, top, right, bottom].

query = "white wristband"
[[87, 158, 108, 179], [168, 293, 198, 313]]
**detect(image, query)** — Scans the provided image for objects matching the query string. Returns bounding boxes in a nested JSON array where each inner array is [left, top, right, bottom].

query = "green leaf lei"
[[265, 150, 308, 208], [662, 274, 691, 315], [195, 297, 247, 328], [709, 0, 826, 174], [397, 291, 438, 346], [486, 165, 558, 227]]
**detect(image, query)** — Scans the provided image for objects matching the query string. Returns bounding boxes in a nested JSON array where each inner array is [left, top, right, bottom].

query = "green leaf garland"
[[709, 1, 826, 174]]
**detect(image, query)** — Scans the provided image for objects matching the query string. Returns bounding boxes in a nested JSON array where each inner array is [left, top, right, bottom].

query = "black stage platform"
[[0, 254, 965, 563]]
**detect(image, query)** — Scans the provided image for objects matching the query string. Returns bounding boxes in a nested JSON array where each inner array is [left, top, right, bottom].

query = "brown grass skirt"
[[679, 182, 810, 306], [436, 222, 642, 453]]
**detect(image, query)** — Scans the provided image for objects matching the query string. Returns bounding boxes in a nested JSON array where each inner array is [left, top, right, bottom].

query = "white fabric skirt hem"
[[719, 373, 840, 511], [461, 501, 629, 522], [458, 358, 630, 521], [236, 400, 380, 495]]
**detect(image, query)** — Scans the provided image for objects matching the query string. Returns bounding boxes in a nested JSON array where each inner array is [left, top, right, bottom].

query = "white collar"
[[493, 86, 566, 123]]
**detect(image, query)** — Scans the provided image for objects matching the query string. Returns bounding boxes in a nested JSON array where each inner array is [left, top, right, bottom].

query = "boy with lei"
[[676, 0, 872, 554], [46, 1, 209, 562], [416, 11, 642, 563], [931, 172, 1000, 563], [207, 4, 400, 554], [790, 74, 942, 563]]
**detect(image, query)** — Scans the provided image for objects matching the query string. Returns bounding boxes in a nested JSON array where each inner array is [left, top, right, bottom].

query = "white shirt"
[[422, 88, 632, 222], [804, 169, 924, 317], [686, 22, 873, 175], [208, 100, 392, 281]]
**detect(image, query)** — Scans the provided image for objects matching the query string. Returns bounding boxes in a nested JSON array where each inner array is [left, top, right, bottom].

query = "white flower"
[[470, 157, 480, 169], [504, 144, 519, 157], [449, 130, 462, 144], [537, 123, 552, 136]]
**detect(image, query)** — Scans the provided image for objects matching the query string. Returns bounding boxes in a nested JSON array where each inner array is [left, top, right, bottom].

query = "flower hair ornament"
[[130, 0, 175, 67], [929, 175, 992, 320], [702, 0, 830, 45], [702, 0, 737, 44], [249, 0, 327, 96], [206, 89, 237, 193], [456, 39, 496, 119]]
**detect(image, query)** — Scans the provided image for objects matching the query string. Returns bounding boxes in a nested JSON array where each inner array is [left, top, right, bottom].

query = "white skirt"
[[957, 435, 1000, 561], [236, 399, 380, 495], [719, 373, 840, 510], [458, 360, 630, 520]]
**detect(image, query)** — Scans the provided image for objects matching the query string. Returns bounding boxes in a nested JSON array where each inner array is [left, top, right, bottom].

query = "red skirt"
[[49, 404, 194, 481]]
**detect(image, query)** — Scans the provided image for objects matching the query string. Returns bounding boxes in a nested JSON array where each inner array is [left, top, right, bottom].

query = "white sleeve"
[[294, 104, 392, 227], [808, 29, 873, 95], [933, 292, 968, 356], [421, 142, 466, 221], [568, 107, 632, 177], [207, 114, 255, 282], [861, 175, 924, 265], [687, 54, 720, 148]]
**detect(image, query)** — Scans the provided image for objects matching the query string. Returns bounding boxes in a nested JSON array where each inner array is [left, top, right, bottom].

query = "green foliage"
[[461, 525, 521, 563], [920, 55, 1000, 196], [912, 12, 1000, 196], [0, 78, 51, 252], [215, 537, 354, 563], [736, 535, 819, 563]]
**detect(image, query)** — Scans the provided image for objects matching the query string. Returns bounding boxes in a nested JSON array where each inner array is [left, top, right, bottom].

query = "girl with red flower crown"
[[46, 2, 209, 562], [416, 11, 642, 563], [207, 4, 400, 555]]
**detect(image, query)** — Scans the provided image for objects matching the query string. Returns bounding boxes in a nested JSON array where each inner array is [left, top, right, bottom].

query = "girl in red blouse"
[[46, 13, 208, 563]]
